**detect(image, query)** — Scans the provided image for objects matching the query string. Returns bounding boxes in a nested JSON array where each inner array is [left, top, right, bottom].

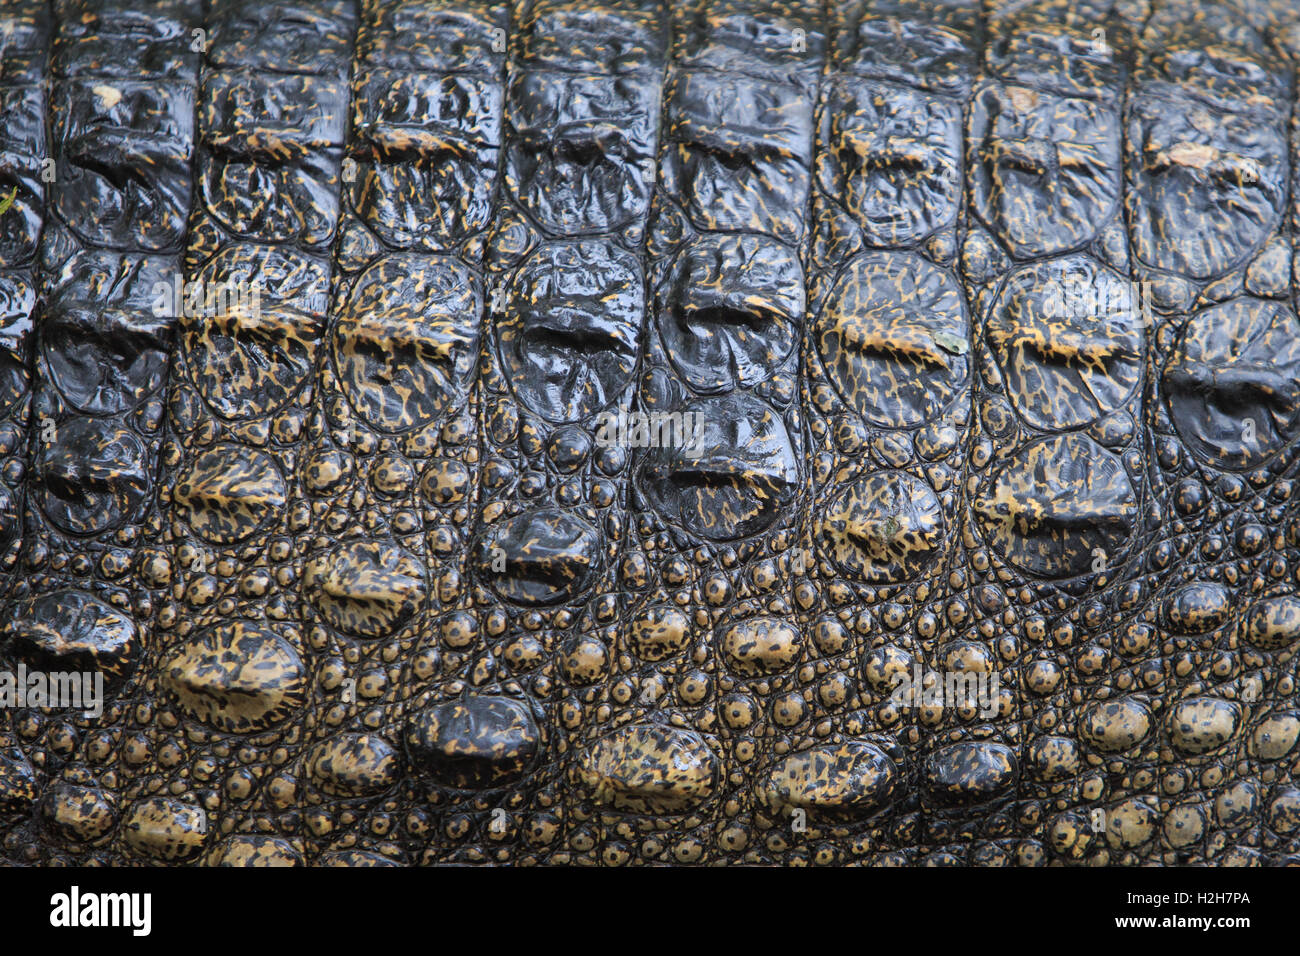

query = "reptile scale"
[[0, 0, 1297, 866]]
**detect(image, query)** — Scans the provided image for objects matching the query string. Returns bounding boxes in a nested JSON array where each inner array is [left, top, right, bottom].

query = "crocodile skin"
[[1, 0, 1299, 867]]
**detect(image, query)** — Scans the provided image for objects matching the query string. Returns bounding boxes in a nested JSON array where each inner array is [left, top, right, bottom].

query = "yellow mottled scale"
[[973, 433, 1138, 577], [984, 255, 1142, 431], [158, 622, 309, 734], [574, 725, 720, 814], [815, 251, 970, 429]]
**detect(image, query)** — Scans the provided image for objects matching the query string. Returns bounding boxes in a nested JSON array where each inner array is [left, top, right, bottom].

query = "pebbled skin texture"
[[1, 0, 1300, 867]]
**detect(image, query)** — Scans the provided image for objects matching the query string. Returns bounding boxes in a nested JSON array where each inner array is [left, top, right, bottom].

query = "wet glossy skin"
[[49, 8, 197, 253], [639, 392, 800, 540], [0, 0, 48, 636], [654, 233, 802, 393], [348, 71, 502, 250], [497, 240, 643, 422], [334, 253, 482, 431], [0, 51, 46, 269], [11, 0, 195, 696], [970, 81, 1121, 259], [507, 72, 659, 236], [663, 71, 814, 246], [1127, 98, 1286, 280], [984, 254, 1142, 431], [2, 0, 1300, 868], [182, 245, 329, 420], [815, 250, 969, 428], [817, 77, 963, 248], [199, 71, 348, 246], [1163, 298, 1300, 471]]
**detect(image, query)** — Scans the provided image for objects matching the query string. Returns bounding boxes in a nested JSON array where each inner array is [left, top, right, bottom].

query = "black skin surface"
[[0, 0, 1299, 867]]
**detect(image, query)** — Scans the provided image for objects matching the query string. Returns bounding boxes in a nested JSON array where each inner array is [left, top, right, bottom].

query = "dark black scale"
[[0, 0, 48, 589], [0, 0, 50, 855], [20, 0, 200, 602], [1131, 0, 1300, 866], [1267, 12, 1300, 867]]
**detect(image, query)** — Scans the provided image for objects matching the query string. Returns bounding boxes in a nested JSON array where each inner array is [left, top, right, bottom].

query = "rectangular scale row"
[[795, 0, 980, 863], [973, 0, 1139, 868], [0, 0, 202, 847], [0, 0, 51, 827], [292, 0, 509, 866], [124, 0, 359, 865], [589, 0, 825, 864], [10, 0, 201, 633], [451, 0, 670, 865], [1131, 0, 1298, 867], [1270, 7, 1300, 866], [0, 0, 50, 604], [163, 0, 356, 634], [962, 0, 1147, 866]]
